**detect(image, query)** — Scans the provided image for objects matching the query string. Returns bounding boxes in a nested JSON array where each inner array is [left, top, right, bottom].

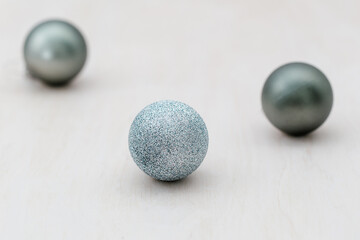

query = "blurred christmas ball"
[[129, 100, 209, 181], [24, 19, 87, 85], [262, 62, 333, 136]]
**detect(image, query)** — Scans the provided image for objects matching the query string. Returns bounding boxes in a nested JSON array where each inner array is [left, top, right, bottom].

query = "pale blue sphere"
[[129, 100, 209, 181]]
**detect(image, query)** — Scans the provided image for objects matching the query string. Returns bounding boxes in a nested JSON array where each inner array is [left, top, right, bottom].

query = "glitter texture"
[[129, 100, 209, 181]]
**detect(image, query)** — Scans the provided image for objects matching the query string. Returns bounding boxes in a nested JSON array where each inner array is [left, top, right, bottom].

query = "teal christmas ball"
[[129, 100, 209, 181], [24, 19, 87, 85], [262, 62, 333, 136]]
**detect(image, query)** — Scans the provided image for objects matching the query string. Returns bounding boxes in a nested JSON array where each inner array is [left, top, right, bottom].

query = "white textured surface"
[[0, 0, 360, 239]]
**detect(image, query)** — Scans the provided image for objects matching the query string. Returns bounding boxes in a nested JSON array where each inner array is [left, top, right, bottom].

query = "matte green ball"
[[24, 19, 87, 85], [262, 62, 333, 136]]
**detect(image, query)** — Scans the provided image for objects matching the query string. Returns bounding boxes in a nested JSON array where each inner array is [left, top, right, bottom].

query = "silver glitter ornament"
[[24, 19, 87, 85], [262, 62, 333, 136], [129, 100, 209, 181]]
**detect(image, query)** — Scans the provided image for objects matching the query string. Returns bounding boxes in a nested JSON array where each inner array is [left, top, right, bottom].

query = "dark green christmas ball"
[[24, 19, 87, 85], [262, 62, 333, 136]]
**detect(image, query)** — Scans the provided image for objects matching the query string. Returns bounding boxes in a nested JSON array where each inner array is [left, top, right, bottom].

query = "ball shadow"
[[24, 71, 94, 94], [128, 168, 216, 195], [261, 122, 341, 148]]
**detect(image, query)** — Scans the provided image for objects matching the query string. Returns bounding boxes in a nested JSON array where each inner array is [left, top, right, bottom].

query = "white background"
[[0, 0, 359, 239]]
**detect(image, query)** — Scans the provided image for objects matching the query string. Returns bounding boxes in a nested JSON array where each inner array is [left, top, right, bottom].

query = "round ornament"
[[262, 62, 333, 136], [129, 100, 209, 181], [24, 19, 87, 85]]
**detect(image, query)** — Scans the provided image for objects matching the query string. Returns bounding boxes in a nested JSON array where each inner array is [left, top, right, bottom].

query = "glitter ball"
[[128, 100, 209, 181]]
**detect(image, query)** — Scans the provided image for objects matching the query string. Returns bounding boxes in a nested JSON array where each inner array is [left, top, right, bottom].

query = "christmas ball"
[[262, 62, 333, 136], [24, 19, 87, 85], [129, 100, 209, 181]]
